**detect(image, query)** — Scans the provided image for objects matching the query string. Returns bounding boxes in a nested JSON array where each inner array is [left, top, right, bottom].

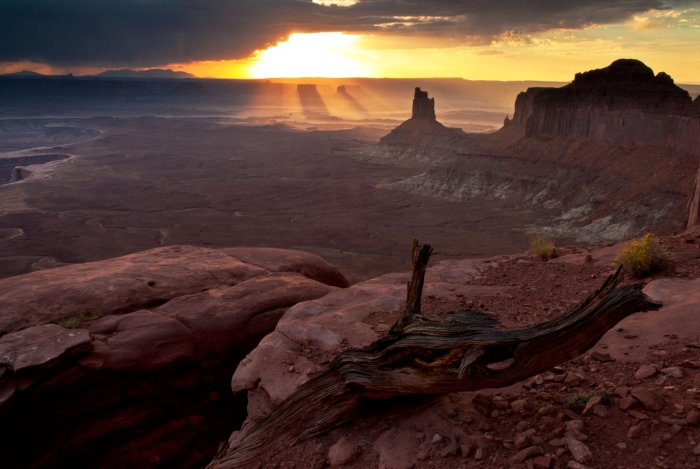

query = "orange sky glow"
[[2, 7, 699, 83], [166, 7, 700, 83]]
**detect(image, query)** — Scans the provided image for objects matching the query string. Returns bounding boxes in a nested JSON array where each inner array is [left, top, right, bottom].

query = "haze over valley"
[[2, 2, 700, 469]]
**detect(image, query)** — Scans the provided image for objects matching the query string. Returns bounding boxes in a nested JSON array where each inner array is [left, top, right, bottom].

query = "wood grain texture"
[[209, 242, 661, 469]]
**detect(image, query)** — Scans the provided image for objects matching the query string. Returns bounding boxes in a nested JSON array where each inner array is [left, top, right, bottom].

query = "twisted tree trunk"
[[209, 241, 661, 469]]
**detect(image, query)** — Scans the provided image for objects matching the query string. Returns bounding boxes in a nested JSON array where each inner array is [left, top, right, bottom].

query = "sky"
[[0, 0, 699, 83]]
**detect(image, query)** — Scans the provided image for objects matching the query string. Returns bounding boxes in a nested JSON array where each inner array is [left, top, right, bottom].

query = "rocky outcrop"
[[297, 84, 326, 111], [228, 256, 514, 443], [0, 119, 100, 152], [513, 59, 700, 154], [0, 245, 346, 468], [0, 153, 70, 184], [369, 60, 700, 242], [219, 239, 700, 468], [370, 88, 464, 158]]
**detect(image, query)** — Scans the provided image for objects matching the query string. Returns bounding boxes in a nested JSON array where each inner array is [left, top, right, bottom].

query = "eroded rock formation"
[[0, 245, 347, 468], [226, 255, 514, 446], [368, 60, 700, 241], [377, 88, 463, 148], [0, 154, 70, 184], [412, 87, 436, 119], [513, 59, 700, 154]]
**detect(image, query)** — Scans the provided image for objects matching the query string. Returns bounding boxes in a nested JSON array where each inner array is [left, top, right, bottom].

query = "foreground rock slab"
[[0, 246, 346, 469]]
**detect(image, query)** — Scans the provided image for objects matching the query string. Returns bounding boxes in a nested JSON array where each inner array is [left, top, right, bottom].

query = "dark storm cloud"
[[0, 0, 692, 67]]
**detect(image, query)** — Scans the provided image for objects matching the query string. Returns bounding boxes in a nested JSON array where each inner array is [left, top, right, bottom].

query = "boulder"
[[328, 437, 361, 466], [565, 436, 593, 463], [599, 278, 700, 362], [631, 388, 665, 412]]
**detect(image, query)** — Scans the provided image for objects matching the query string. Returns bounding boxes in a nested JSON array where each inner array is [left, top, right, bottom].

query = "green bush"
[[56, 311, 102, 329], [613, 233, 667, 278], [530, 236, 557, 260], [567, 389, 613, 407]]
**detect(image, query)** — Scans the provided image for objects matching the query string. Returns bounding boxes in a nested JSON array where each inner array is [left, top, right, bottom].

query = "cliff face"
[[513, 59, 700, 154], [369, 60, 700, 241], [0, 153, 70, 184]]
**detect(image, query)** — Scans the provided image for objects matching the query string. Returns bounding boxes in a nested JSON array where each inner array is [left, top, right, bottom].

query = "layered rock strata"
[[0, 245, 347, 469], [369, 61, 700, 241], [0, 153, 70, 184], [514, 59, 700, 154]]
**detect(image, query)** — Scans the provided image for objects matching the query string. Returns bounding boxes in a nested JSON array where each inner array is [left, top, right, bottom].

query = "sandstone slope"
[[0, 245, 347, 469], [225, 229, 700, 469]]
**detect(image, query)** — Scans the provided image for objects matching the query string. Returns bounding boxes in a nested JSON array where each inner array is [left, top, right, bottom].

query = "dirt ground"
[[0, 117, 543, 284], [254, 229, 700, 469]]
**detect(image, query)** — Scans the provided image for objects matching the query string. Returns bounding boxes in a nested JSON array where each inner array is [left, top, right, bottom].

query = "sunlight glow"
[[312, 0, 359, 5], [162, 8, 700, 83], [248, 33, 368, 78]]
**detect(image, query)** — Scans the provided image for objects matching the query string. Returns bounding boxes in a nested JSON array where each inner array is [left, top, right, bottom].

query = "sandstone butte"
[[369, 59, 700, 239], [2, 59, 700, 469]]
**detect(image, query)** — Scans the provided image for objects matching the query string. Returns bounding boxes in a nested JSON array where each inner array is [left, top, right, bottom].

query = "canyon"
[[1, 59, 700, 469], [370, 60, 700, 241], [0, 153, 71, 184]]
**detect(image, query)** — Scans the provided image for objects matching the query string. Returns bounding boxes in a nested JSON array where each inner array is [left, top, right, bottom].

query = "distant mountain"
[[92, 69, 196, 79], [1, 70, 45, 77]]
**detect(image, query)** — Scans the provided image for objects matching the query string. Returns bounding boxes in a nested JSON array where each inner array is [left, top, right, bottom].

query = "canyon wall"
[[513, 59, 700, 155], [370, 62, 700, 241], [0, 153, 70, 184], [0, 119, 100, 152]]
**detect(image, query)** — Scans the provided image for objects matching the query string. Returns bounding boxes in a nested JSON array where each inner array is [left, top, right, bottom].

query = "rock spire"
[[412, 87, 436, 119]]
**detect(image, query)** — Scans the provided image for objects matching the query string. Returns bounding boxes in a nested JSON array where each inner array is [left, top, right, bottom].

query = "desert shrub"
[[56, 311, 102, 329], [567, 389, 613, 407], [613, 233, 667, 277], [530, 236, 557, 260], [207, 278, 238, 290]]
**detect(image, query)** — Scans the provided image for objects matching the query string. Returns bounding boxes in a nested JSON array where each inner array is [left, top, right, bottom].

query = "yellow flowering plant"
[[613, 233, 668, 277]]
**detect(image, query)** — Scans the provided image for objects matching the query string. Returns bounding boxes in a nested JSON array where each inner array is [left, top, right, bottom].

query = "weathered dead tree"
[[209, 241, 661, 469]]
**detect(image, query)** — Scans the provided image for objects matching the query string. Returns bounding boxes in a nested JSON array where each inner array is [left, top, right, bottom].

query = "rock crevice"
[[0, 246, 347, 469]]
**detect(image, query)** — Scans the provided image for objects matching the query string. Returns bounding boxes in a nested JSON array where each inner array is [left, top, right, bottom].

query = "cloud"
[[0, 0, 692, 67], [475, 50, 507, 56]]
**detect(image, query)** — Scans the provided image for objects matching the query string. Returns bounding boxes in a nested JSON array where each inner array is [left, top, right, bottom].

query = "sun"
[[248, 32, 368, 78]]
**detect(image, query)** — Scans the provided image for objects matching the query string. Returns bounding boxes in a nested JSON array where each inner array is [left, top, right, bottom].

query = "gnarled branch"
[[209, 241, 661, 468]]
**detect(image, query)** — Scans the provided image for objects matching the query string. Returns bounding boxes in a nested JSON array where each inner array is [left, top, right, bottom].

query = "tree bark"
[[208, 241, 661, 469]]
